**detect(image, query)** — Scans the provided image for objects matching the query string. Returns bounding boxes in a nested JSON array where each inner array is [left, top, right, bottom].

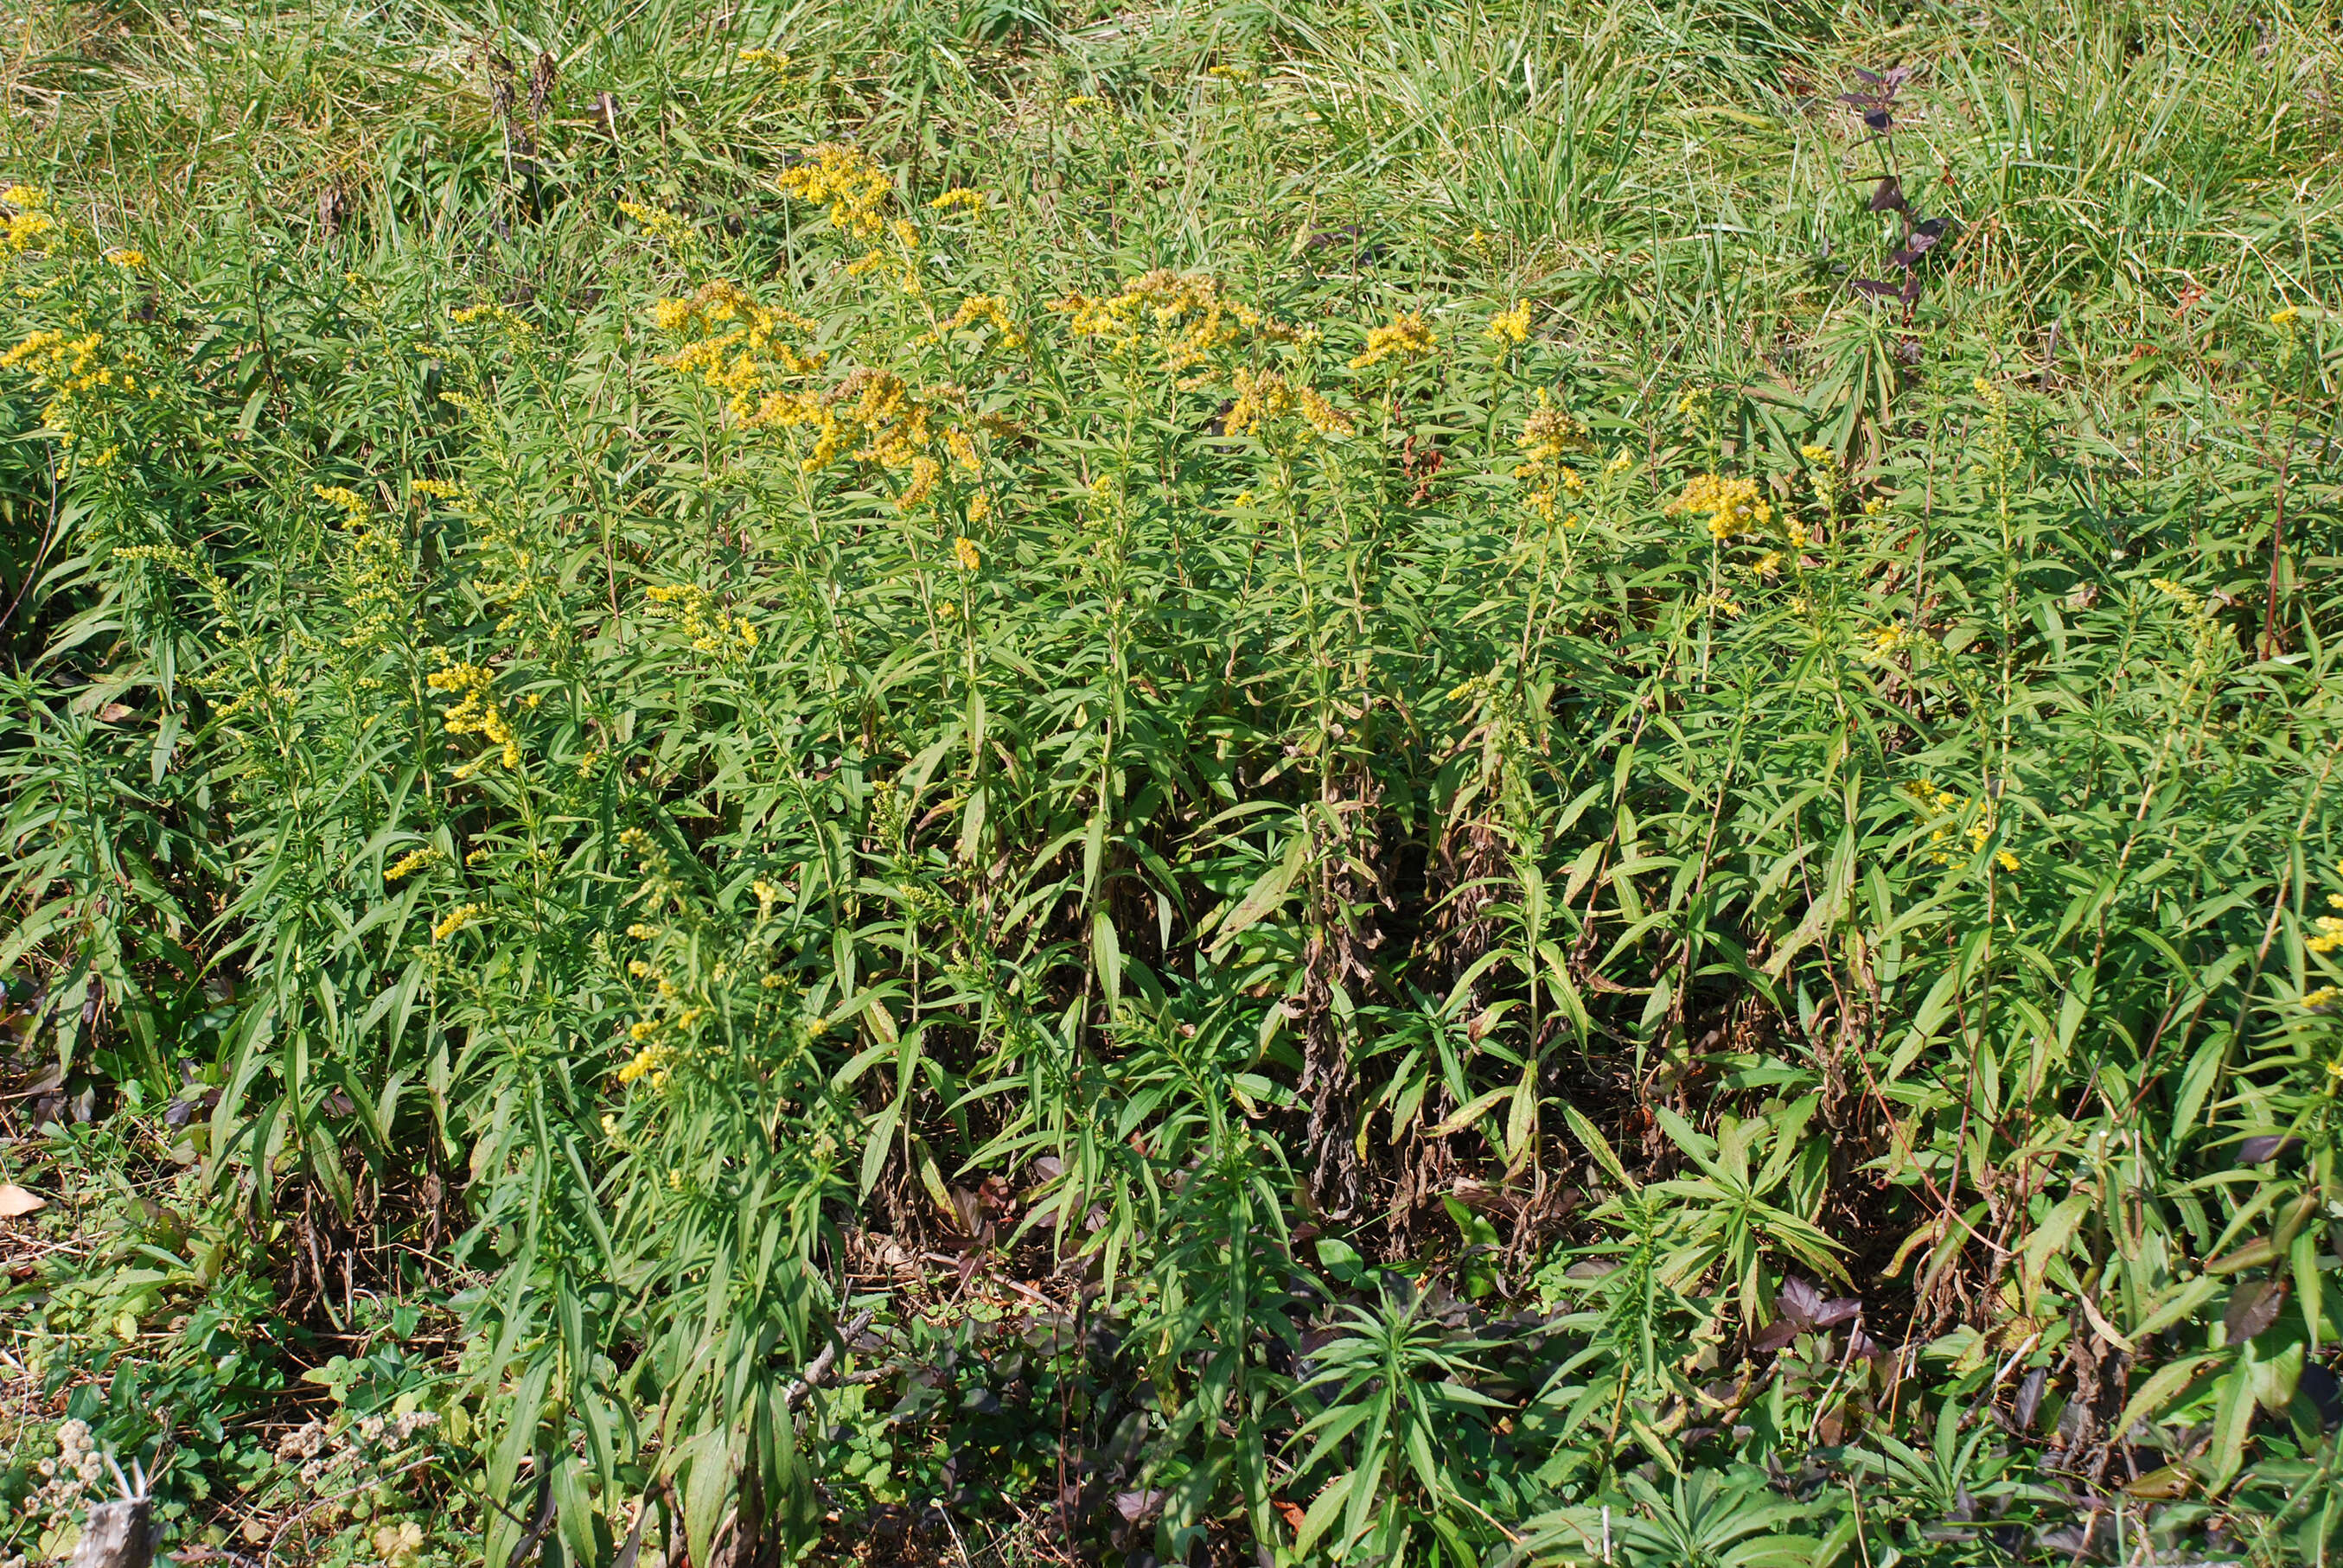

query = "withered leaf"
[[2224, 1278, 2288, 1342]]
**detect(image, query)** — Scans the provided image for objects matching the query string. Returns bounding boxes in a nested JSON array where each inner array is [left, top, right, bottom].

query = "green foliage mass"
[[2, 0, 2341, 1564]]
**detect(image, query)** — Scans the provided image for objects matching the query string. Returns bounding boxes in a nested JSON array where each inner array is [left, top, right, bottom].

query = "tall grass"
[[3, 1, 2341, 1565]]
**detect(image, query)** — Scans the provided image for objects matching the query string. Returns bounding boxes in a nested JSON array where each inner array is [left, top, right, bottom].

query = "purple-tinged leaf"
[[2225, 1278, 2288, 1342]]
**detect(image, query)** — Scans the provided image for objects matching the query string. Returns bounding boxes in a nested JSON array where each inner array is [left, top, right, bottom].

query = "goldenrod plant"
[[0, 2, 2340, 1565]]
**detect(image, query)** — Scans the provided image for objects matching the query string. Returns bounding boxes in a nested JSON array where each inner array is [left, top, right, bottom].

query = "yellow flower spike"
[[2271, 305, 2301, 327], [626, 922, 661, 940], [102, 248, 144, 269], [2308, 915, 2343, 955], [2303, 985, 2340, 1011], [953, 535, 980, 571], [431, 903, 485, 941], [1862, 623, 1911, 660], [616, 1043, 673, 1084], [897, 456, 943, 512], [617, 201, 693, 243], [1667, 473, 1764, 542], [1486, 300, 1530, 346], [1349, 311, 1434, 371], [929, 188, 987, 214], [384, 847, 442, 882], [777, 143, 899, 244]]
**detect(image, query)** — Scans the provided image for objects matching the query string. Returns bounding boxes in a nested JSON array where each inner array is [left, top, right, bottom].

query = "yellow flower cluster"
[[1, 322, 156, 459], [2, 328, 137, 424], [314, 484, 365, 524], [953, 535, 981, 571], [431, 903, 486, 941], [1861, 623, 1909, 659], [1904, 781, 2018, 872], [425, 653, 520, 774], [1487, 300, 1531, 346], [315, 484, 405, 654], [1517, 390, 1586, 468], [779, 143, 896, 241], [2308, 915, 2343, 955], [385, 846, 442, 881], [645, 582, 759, 657], [3, 186, 54, 254], [1223, 367, 1353, 443], [1512, 391, 1590, 525], [929, 188, 987, 214], [1052, 270, 1306, 382], [617, 201, 693, 244], [102, 248, 143, 269], [653, 281, 827, 424], [783, 367, 971, 496], [921, 292, 1023, 350], [616, 1042, 674, 1087], [777, 143, 923, 290], [1669, 473, 1769, 542], [1349, 312, 1434, 370], [648, 286, 980, 507], [2149, 577, 2204, 615]]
